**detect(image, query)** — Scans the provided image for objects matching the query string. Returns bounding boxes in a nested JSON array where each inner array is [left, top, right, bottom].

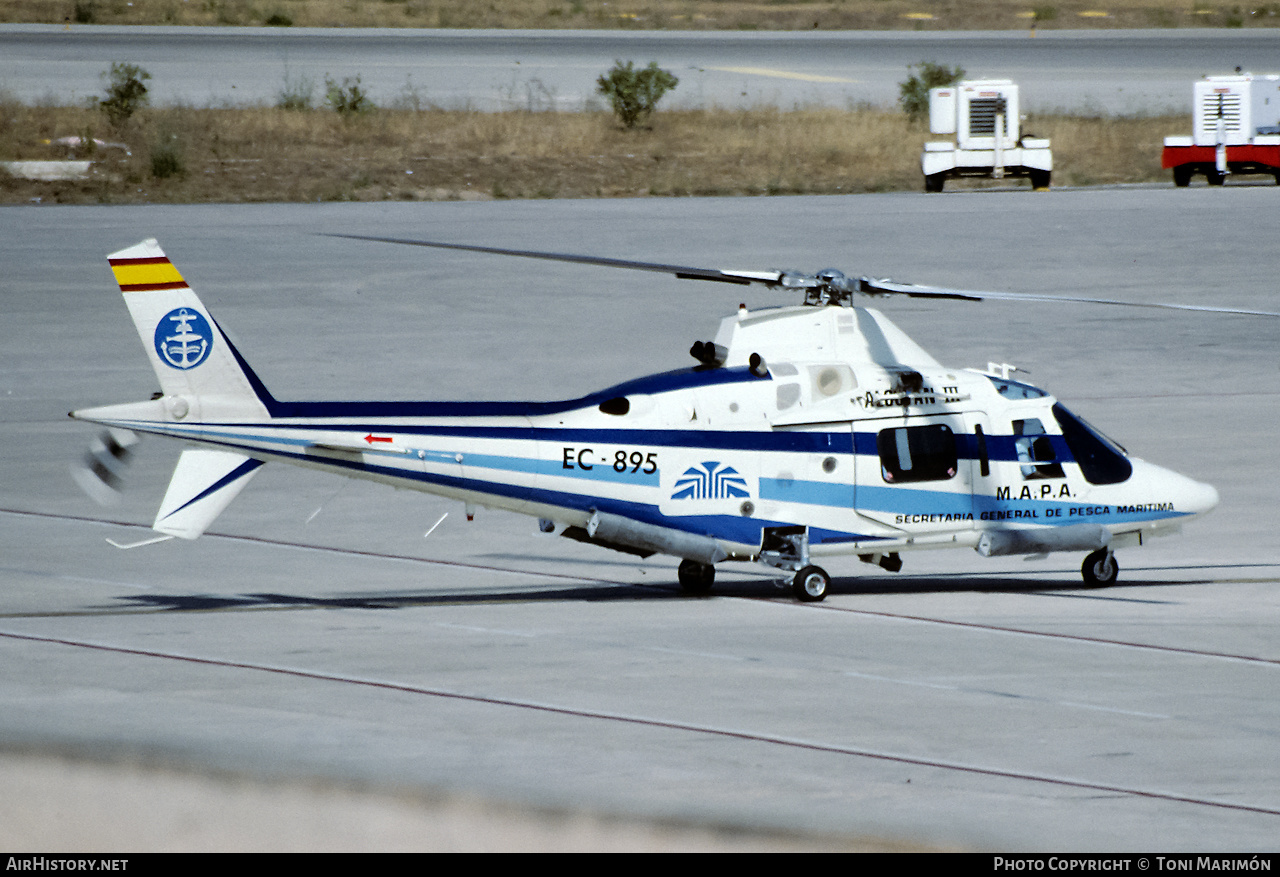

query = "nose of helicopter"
[[1186, 478, 1220, 517], [1159, 465, 1219, 518]]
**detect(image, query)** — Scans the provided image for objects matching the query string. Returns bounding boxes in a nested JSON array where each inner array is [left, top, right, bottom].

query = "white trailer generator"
[[921, 79, 1052, 193], [1162, 73, 1280, 186]]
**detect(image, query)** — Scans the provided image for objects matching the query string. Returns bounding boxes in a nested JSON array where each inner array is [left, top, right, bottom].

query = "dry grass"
[[1031, 113, 1184, 186], [3, 0, 1278, 31], [0, 99, 1190, 203]]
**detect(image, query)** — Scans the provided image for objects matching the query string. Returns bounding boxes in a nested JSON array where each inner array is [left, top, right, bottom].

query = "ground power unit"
[[1163, 73, 1280, 186], [921, 79, 1052, 193]]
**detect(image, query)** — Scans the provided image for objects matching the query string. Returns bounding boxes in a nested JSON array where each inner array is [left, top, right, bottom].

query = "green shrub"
[[150, 133, 184, 179], [596, 60, 678, 129], [278, 72, 315, 110], [100, 62, 151, 126], [898, 61, 964, 124], [325, 75, 373, 116]]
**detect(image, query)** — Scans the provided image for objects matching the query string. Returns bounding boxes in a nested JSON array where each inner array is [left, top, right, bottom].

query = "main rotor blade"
[[859, 278, 983, 302], [328, 234, 1280, 317], [322, 234, 782, 287], [865, 279, 1280, 317]]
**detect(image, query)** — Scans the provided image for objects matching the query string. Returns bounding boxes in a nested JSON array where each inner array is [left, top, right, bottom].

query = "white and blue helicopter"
[[72, 235, 1269, 602]]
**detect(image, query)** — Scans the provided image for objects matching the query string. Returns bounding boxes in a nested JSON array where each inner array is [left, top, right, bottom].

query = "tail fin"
[[74, 241, 275, 543], [108, 239, 272, 419], [153, 449, 264, 539]]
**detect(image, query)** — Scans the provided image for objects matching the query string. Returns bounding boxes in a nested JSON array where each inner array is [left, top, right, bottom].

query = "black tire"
[[924, 173, 946, 193], [1029, 170, 1051, 190], [791, 565, 830, 602], [1081, 549, 1118, 588], [1207, 170, 1227, 186], [677, 559, 715, 595], [1173, 166, 1193, 187]]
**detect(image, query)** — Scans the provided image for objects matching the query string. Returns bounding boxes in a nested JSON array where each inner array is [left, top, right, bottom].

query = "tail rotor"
[[71, 428, 139, 506]]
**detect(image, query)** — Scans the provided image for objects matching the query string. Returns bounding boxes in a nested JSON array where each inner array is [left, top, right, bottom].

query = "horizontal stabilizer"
[[153, 449, 264, 540]]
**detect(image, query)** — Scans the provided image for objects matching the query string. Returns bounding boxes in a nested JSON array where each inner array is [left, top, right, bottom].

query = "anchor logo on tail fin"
[[154, 307, 212, 370]]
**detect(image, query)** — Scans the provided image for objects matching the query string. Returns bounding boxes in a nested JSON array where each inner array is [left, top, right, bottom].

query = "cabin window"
[[1013, 418, 1064, 480], [877, 424, 957, 483], [1052, 404, 1132, 485]]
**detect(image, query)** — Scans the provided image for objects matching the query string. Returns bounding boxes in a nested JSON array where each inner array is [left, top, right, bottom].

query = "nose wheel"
[[759, 527, 832, 602], [1081, 549, 1118, 588], [792, 565, 830, 602]]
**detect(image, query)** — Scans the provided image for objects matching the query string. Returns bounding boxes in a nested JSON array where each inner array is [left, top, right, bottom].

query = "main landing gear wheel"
[[1081, 549, 1118, 588], [678, 559, 715, 595], [792, 565, 830, 602]]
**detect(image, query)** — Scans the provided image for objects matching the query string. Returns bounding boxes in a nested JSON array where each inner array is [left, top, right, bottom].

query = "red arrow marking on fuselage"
[[364, 434, 393, 444]]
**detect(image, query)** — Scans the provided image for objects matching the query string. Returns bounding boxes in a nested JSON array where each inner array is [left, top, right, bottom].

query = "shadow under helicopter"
[[98, 566, 1262, 614]]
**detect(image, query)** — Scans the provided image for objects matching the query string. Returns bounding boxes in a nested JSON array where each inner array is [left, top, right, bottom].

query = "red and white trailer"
[[1163, 74, 1280, 186]]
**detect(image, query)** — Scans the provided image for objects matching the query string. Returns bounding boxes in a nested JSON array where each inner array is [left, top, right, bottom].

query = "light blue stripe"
[[461, 452, 660, 486], [859, 484, 973, 516], [759, 477, 853, 508]]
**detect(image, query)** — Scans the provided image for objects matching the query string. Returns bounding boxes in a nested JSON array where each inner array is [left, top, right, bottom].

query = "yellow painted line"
[[902, 12, 935, 19], [708, 66, 857, 84], [1016, 11, 1036, 17], [1078, 10, 1111, 16]]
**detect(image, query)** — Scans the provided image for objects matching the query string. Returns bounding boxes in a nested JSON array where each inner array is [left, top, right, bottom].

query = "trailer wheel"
[[924, 173, 946, 193], [1173, 166, 1193, 187], [1207, 171, 1226, 186], [1029, 170, 1051, 190]]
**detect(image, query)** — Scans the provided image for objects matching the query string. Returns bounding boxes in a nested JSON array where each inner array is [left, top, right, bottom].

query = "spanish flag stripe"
[[108, 256, 170, 267], [119, 281, 191, 292], [111, 259, 187, 290]]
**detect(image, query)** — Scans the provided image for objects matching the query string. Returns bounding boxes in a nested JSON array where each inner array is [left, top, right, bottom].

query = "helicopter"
[[71, 235, 1274, 602]]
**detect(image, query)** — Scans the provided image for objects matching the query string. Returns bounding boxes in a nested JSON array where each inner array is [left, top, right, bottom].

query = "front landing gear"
[[759, 526, 831, 602], [1081, 549, 1118, 588], [792, 565, 830, 602]]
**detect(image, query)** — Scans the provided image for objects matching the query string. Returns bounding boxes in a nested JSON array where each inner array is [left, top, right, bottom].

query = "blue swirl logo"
[[672, 461, 749, 500]]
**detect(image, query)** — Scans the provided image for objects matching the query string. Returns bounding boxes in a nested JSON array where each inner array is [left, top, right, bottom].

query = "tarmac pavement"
[[1, 188, 1278, 850]]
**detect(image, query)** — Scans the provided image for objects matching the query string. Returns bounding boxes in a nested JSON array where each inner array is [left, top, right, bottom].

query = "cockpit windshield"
[[1051, 403, 1132, 485]]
